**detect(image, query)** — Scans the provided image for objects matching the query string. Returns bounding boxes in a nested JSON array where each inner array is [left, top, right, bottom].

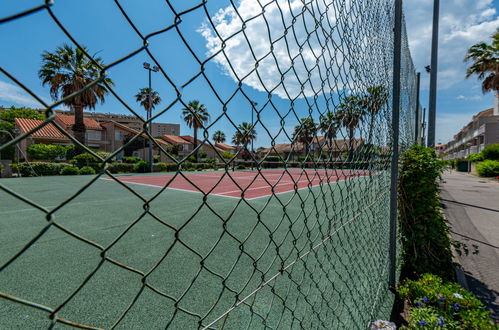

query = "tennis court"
[[0, 169, 393, 329], [105, 169, 371, 200]]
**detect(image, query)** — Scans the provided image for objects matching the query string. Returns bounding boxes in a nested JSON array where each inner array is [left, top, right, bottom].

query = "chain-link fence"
[[1, 0, 417, 328]]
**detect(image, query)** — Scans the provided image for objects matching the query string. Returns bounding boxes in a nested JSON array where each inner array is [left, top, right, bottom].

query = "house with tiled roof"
[[215, 143, 237, 154], [158, 135, 225, 160], [54, 114, 105, 149], [15, 118, 71, 160]]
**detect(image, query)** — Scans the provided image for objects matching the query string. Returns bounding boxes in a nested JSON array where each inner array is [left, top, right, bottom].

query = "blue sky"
[[1, 0, 498, 146]]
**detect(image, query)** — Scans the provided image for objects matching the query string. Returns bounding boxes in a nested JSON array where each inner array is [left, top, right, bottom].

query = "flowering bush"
[[398, 274, 496, 329]]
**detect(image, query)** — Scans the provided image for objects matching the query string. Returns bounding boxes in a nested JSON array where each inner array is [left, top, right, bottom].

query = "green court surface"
[[0, 171, 394, 329]]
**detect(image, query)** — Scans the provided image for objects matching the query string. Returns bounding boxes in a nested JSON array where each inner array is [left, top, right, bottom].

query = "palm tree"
[[319, 111, 340, 156], [38, 44, 113, 149], [464, 29, 499, 94], [182, 100, 210, 161], [293, 118, 317, 157], [336, 95, 366, 160], [232, 122, 256, 160], [212, 130, 226, 144], [363, 86, 388, 145], [135, 88, 161, 113]]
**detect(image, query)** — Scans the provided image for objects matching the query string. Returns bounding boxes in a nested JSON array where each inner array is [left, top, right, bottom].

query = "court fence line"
[[0, 0, 418, 328]]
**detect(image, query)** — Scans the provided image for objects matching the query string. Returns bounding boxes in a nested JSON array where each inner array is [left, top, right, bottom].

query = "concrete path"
[[441, 170, 499, 321]]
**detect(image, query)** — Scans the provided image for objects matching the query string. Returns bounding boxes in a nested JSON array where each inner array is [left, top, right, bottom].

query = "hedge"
[[60, 166, 80, 175], [27, 144, 74, 161], [107, 163, 134, 174], [12, 162, 69, 177], [481, 143, 499, 160], [476, 160, 499, 177], [79, 166, 96, 175]]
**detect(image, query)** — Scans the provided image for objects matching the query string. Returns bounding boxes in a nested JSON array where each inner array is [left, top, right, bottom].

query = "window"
[[115, 130, 124, 141], [86, 130, 101, 140]]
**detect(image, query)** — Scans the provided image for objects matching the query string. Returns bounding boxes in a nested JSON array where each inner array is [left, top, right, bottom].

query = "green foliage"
[[398, 274, 496, 329], [476, 160, 499, 177], [467, 153, 483, 162], [14, 162, 68, 176], [187, 155, 196, 163], [166, 143, 181, 156], [60, 166, 80, 175], [95, 151, 113, 162], [237, 164, 246, 170], [107, 163, 134, 174], [27, 144, 73, 161], [0, 106, 44, 122], [72, 153, 100, 168], [199, 151, 207, 158], [79, 166, 96, 175], [133, 160, 150, 173], [398, 145, 454, 280], [152, 162, 177, 172], [222, 151, 233, 159], [122, 156, 141, 163], [481, 143, 499, 160]]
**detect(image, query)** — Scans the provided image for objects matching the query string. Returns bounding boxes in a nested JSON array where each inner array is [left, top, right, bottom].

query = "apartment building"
[[444, 105, 499, 159]]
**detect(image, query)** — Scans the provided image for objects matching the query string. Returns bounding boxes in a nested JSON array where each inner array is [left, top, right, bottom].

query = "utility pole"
[[421, 107, 427, 146], [427, 0, 440, 147], [143, 62, 159, 172]]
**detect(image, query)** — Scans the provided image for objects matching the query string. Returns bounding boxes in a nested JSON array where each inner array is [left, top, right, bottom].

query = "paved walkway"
[[441, 171, 499, 321]]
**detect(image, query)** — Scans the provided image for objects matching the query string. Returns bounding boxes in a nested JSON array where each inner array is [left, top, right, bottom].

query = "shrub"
[[79, 166, 96, 175], [15, 162, 67, 176], [95, 151, 113, 162], [482, 143, 499, 160], [27, 144, 72, 161], [398, 274, 496, 329], [199, 151, 207, 158], [72, 153, 99, 168], [60, 166, 80, 175], [467, 153, 483, 162], [398, 145, 454, 280], [237, 164, 246, 170], [187, 155, 196, 163], [222, 151, 233, 159], [122, 156, 141, 163], [152, 162, 169, 172], [133, 160, 150, 173], [476, 160, 499, 177], [107, 163, 134, 174]]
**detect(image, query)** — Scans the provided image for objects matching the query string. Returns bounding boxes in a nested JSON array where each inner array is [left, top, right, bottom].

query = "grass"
[[1, 171, 393, 329]]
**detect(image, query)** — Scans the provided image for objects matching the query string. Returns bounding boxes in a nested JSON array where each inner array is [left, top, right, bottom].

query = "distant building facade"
[[443, 107, 499, 159]]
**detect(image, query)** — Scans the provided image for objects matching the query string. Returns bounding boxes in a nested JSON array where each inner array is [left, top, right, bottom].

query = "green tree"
[[135, 88, 161, 114], [182, 100, 210, 161], [464, 29, 499, 94], [319, 111, 340, 156], [363, 86, 388, 145], [232, 122, 256, 160], [38, 44, 113, 150], [293, 118, 317, 157], [336, 95, 366, 160], [212, 130, 226, 144]]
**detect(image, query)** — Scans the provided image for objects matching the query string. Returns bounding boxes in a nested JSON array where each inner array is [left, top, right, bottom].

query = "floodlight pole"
[[389, 0, 403, 289], [427, 0, 440, 147], [143, 62, 159, 172]]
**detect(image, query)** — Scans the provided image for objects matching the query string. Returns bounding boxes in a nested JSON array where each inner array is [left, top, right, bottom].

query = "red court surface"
[[105, 169, 369, 200]]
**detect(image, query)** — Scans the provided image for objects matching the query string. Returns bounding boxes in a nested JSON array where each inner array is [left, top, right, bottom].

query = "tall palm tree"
[[464, 29, 499, 94], [319, 111, 340, 156], [212, 130, 226, 144], [182, 100, 210, 161], [232, 122, 256, 160], [38, 44, 113, 149], [337, 95, 366, 160], [135, 88, 161, 113], [293, 118, 317, 157], [363, 86, 388, 146]]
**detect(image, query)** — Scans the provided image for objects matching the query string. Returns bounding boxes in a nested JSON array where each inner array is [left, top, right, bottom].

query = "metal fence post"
[[415, 72, 421, 143], [389, 0, 403, 288], [427, 0, 440, 147]]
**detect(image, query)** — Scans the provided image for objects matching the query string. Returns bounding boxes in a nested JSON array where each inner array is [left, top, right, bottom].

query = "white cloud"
[[198, 0, 392, 100], [456, 94, 483, 101], [405, 0, 499, 90], [0, 80, 46, 108]]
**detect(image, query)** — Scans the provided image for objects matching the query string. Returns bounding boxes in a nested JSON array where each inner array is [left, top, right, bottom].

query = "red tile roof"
[[180, 135, 203, 144], [215, 142, 236, 150], [161, 135, 191, 145], [15, 118, 69, 141], [56, 114, 103, 130]]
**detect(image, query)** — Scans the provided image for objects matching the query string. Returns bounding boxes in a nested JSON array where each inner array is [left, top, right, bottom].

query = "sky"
[[0, 0, 498, 147]]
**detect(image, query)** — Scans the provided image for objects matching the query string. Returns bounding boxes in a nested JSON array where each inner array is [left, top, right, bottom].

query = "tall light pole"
[[427, 0, 440, 147], [143, 62, 159, 172]]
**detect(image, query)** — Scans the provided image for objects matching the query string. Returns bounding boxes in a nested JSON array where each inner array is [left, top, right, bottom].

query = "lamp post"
[[143, 62, 159, 172], [427, 0, 440, 147]]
